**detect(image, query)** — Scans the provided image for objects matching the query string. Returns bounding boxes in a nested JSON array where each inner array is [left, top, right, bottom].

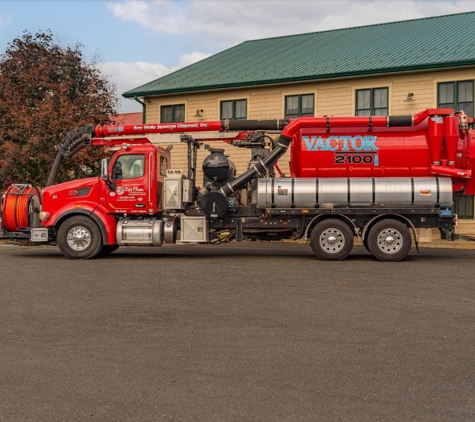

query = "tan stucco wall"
[[144, 67, 475, 182]]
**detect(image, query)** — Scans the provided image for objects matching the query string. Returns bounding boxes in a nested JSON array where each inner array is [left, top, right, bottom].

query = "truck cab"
[[101, 143, 167, 215], [38, 142, 171, 258]]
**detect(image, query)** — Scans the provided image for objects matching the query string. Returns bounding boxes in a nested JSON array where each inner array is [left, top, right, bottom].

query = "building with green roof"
[[124, 11, 475, 222]]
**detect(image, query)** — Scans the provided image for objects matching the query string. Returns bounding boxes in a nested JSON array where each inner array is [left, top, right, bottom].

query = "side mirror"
[[101, 158, 116, 190], [100, 158, 109, 180]]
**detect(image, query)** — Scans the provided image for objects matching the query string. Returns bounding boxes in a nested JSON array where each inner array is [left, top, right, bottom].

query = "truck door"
[[107, 153, 153, 215]]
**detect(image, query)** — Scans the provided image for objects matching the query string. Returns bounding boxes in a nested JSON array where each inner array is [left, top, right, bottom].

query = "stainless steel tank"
[[256, 177, 452, 209], [116, 219, 164, 246]]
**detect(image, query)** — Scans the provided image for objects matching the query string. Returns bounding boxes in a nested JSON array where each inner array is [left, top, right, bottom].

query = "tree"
[[0, 30, 119, 188]]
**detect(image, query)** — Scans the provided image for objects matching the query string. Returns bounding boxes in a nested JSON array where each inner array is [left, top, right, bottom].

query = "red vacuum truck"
[[2, 108, 475, 261]]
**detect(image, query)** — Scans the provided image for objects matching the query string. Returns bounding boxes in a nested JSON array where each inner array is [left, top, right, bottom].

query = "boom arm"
[[46, 119, 287, 187], [94, 119, 288, 138]]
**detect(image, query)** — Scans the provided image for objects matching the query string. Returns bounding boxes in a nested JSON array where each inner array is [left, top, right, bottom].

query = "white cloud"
[[107, 0, 186, 35], [176, 51, 212, 68], [99, 52, 212, 112], [0, 13, 13, 26], [108, 0, 475, 46]]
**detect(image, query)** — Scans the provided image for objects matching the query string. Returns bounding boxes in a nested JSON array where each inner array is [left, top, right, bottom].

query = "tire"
[[57, 215, 102, 259], [367, 219, 412, 262], [362, 236, 371, 252], [310, 219, 354, 260], [99, 244, 119, 255], [363, 236, 371, 253]]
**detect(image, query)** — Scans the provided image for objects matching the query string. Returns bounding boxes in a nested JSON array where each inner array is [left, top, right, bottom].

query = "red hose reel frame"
[[2, 185, 41, 232]]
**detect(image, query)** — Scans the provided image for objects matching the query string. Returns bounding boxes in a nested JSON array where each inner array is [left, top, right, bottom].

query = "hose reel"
[[2, 184, 41, 232]]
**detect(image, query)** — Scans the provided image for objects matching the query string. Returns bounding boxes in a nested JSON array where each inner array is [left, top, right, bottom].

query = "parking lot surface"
[[1, 242, 474, 421]]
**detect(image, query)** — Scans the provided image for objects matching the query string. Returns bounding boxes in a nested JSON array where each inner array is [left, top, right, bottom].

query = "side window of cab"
[[112, 154, 145, 180]]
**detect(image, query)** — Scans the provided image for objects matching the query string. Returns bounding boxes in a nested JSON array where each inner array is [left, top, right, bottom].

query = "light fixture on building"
[[405, 92, 415, 102], [194, 109, 204, 117]]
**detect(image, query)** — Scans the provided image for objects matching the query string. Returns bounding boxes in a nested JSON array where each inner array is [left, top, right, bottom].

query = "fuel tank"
[[257, 177, 453, 209], [289, 119, 466, 178], [116, 219, 164, 246]]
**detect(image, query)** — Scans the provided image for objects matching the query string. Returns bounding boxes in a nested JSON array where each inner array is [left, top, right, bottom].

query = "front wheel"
[[57, 215, 103, 259], [99, 244, 120, 255], [310, 219, 354, 260], [367, 219, 412, 262]]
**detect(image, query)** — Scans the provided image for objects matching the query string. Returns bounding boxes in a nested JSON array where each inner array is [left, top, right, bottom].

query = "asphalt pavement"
[[0, 242, 474, 421]]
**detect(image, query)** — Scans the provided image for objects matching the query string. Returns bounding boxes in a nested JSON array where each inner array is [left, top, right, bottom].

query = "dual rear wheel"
[[310, 219, 354, 261], [310, 218, 412, 262], [366, 219, 412, 262]]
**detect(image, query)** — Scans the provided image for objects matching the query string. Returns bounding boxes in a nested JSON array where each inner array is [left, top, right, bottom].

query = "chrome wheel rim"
[[319, 228, 345, 253], [377, 228, 403, 254], [67, 225, 91, 251]]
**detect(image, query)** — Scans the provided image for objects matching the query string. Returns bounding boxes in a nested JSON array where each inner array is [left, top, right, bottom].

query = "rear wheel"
[[310, 219, 354, 260], [362, 236, 371, 252], [57, 216, 102, 259], [367, 219, 412, 262]]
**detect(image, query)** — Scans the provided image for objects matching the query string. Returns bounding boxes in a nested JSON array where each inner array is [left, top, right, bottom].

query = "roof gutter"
[[123, 60, 475, 98]]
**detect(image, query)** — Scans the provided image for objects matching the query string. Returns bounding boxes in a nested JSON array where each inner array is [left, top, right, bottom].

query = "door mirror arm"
[[106, 180, 116, 191]]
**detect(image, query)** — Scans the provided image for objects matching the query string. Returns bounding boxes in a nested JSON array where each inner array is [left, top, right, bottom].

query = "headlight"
[[39, 211, 50, 221]]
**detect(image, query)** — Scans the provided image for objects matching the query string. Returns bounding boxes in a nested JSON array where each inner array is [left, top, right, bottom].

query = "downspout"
[[134, 96, 146, 123]]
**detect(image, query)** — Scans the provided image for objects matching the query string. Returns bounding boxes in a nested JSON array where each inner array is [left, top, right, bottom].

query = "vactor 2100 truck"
[[2, 108, 475, 261]]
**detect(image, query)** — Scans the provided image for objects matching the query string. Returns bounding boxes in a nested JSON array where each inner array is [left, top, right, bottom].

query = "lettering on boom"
[[302, 135, 380, 166]]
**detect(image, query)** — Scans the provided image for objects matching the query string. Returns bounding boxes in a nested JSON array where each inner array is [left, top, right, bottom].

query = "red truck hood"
[[41, 178, 101, 221], [42, 177, 100, 196]]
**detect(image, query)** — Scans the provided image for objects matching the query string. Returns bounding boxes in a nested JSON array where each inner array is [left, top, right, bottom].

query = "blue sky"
[[2, 0, 475, 113]]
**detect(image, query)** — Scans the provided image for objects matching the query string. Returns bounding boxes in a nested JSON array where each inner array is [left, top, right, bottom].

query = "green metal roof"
[[124, 12, 475, 98]]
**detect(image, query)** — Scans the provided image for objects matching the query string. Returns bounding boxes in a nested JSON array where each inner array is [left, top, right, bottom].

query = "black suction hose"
[[223, 119, 287, 131], [220, 134, 292, 197], [46, 152, 64, 187], [46, 124, 95, 187]]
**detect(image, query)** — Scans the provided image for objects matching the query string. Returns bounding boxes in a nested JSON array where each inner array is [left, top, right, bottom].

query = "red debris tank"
[[286, 109, 475, 195], [290, 124, 435, 178]]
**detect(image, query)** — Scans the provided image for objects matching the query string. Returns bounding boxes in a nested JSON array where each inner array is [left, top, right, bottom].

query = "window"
[[454, 194, 474, 219], [112, 154, 145, 180], [161, 104, 185, 123], [438, 80, 474, 116], [285, 94, 314, 118], [220, 99, 247, 119], [356, 88, 388, 116]]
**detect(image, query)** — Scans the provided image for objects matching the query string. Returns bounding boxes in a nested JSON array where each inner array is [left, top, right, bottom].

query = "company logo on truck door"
[[302, 135, 379, 166]]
